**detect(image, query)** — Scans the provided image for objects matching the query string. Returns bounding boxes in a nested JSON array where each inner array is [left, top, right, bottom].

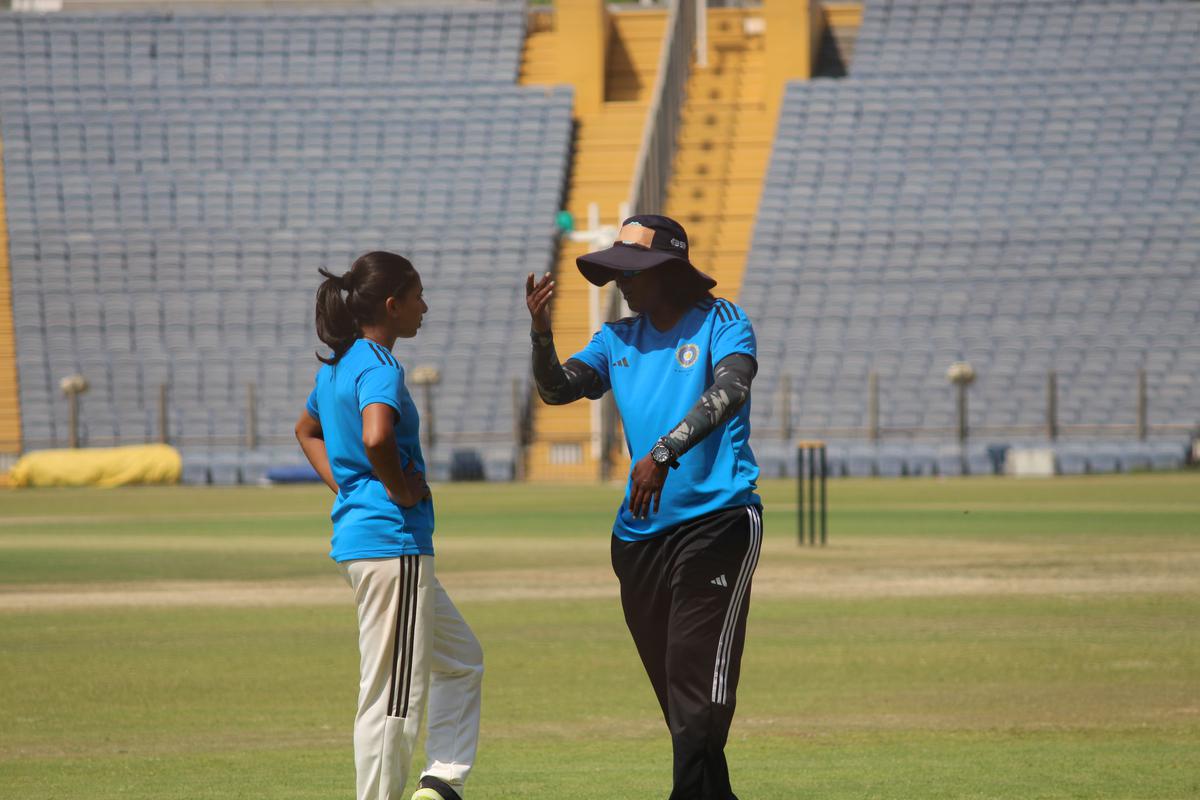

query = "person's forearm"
[[298, 436, 338, 493], [365, 442, 416, 506], [662, 353, 756, 458], [531, 329, 605, 404]]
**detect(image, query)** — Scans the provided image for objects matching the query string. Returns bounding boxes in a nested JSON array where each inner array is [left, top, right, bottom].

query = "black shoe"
[[411, 775, 463, 800]]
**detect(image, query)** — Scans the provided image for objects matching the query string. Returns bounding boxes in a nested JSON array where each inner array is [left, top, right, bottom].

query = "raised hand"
[[525, 272, 555, 334]]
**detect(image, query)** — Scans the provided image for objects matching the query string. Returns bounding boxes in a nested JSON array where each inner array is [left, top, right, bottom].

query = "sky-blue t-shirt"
[[571, 297, 761, 541], [305, 338, 434, 562]]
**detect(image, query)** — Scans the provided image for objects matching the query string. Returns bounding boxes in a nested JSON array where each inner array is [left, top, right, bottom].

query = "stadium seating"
[[743, 0, 1200, 476], [853, 0, 1199, 80], [0, 6, 525, 90], [755, 438, 1189, 479], [0, 5, 572, 482]]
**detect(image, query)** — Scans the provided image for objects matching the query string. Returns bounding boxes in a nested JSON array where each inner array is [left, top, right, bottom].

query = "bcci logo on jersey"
[[675, 343, 700, 369]]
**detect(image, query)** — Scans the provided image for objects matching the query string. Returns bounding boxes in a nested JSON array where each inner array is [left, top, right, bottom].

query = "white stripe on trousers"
[[711, 506, 762, 705]]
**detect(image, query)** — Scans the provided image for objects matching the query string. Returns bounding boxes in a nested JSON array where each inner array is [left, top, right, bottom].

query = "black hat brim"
[[577, 243, 717, 290]]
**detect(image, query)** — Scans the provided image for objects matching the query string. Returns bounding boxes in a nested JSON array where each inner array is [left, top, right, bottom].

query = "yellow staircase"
[[520, 7, 666, 481], [665, 1, 863, 294], [663, 6, 773, 298], [0, 134, 20, 456], [516, 1, 859, 482]]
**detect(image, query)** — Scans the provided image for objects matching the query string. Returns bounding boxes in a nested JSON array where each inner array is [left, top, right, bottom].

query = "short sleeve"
[[305, 385, 319, 420], [710, 301, 757, 367], [568, 329, 612, 393], [356, 364, 404, 414]]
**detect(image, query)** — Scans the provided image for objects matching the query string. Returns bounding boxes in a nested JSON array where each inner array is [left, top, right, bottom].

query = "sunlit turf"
[[1, 474, 1198, 799]]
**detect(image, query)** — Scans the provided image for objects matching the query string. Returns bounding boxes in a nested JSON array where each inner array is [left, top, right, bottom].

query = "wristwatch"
[[650, 438, 679, 469]]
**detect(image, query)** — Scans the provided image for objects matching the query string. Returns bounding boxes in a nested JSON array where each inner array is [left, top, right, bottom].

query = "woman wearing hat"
[[525, 214, 762, 800]]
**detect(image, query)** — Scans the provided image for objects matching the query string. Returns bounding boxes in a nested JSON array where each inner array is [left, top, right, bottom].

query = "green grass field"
[[2, 474, 1198, 799]]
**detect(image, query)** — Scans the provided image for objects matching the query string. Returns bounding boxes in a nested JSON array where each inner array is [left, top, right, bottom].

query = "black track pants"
[[611, 504, 763, 800]]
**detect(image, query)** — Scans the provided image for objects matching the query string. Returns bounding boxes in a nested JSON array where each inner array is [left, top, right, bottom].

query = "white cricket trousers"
[[339, 555, 483, 800]]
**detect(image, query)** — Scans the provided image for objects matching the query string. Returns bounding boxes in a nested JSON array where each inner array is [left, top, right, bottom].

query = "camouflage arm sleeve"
[[531, 329, 606, 405], [662, 353, 757, 458]]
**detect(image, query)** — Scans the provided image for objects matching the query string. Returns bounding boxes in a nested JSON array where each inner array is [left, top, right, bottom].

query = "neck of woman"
[[648, 302, 688, 333], [359, 326, 397, 352]]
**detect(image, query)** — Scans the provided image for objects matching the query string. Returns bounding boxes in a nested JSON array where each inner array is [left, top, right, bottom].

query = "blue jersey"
[[571, 297, 760, 541], [305, 338, 434, 561]]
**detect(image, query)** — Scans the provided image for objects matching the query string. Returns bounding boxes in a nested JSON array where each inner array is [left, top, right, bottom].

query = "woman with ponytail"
[[295, 251, 483, 800]]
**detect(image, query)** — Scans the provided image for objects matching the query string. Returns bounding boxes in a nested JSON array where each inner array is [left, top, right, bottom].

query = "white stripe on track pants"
[[340, 555, 483, 800]]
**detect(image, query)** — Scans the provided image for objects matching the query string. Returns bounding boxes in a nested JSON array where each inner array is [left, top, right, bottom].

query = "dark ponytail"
[[315, 251, 419, 364]]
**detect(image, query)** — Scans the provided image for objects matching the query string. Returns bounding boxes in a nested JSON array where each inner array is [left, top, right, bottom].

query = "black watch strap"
[[653, 438, 680, 469]]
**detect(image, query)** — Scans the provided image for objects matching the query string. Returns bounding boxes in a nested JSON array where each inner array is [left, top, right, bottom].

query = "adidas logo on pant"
[[710, 574, 728, 587]]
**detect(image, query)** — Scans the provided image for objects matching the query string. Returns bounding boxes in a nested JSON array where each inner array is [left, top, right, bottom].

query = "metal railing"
[[767, 369, 1199, 444], [626, 0, 696, 216], [18, 379, 528, 452]]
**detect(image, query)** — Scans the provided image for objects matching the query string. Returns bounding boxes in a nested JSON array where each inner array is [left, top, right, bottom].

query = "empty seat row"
[[0, 5, 527, 87], [1, 5, 573, 465], [743, 1, 1200, 477]]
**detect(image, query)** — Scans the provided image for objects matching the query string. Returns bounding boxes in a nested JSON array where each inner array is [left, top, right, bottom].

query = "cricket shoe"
[[411, 775, 462, 800]]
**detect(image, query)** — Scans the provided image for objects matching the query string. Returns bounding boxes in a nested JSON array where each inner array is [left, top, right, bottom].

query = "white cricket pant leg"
[[419, 582, 484, 792], [340, 556, 483, 800]]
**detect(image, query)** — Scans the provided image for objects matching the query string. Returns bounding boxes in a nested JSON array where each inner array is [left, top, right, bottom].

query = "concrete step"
[[680, 98, 769, 116], [694, 52, 766, 70], [576, 126, 644, 142], [685, 83, 766, 104], [575, 145, 642, 163], [611, 10, 671, 34], [674, 234, 755, 258], [688, 75, 771, 95], [665, 210, 757, 227], [678, 118, 770, 137], [572, 161, 646, 182], [519, 17, 558, 87], [566, 182, 635, 204], [670, 185, 763, 203], [663, 207, 759, 229], [670, 167, 768, 185], [674, 133, 772, 150], [672, 216, 757, 239], [673, 144, 774, 165], [679, 102, 772, 122], [673, 151, 772, 177], [566, 183, 635, 202], [576, 116, 649, 142], [677, 126, 774, 146], [607, 42, 664, 70], [586, 100, 650, 116]]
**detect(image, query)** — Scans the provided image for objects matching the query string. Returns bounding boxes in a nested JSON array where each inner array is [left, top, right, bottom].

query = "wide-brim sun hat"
[[576, 214, 717, 291]]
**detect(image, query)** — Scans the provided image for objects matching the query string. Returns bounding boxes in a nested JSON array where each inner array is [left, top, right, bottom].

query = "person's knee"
[[670, 699, 734, 742], [466, 635, 484, 675], [468, 649, 484, 682], [437, 637, 484, 680]]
